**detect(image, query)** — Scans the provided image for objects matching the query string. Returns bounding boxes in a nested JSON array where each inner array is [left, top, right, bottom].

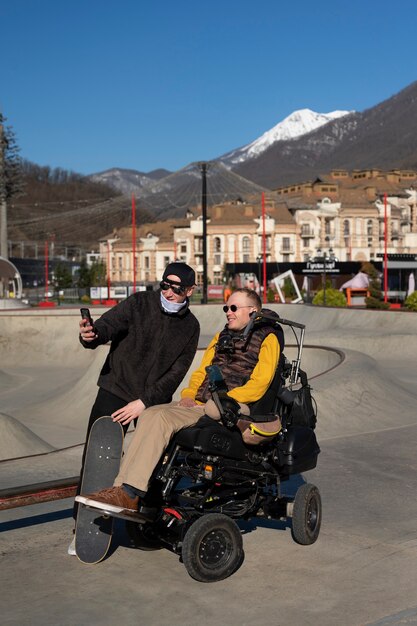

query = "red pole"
[[107, 241, 111, 300], [44, 240, 49, 300], [132, 194, 137, 293], [383, 192, 388, 303], [261, 192, 267, 303]]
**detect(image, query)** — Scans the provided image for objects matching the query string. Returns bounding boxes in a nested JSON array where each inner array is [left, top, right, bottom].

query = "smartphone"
[[80, 307, 94, 328]]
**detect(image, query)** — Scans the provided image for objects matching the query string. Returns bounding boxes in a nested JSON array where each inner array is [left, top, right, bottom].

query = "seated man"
[[76, 288, 284, 516]]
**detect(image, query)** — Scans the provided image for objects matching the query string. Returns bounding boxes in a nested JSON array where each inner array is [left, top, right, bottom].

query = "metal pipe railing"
[[0, 476, 78, 511]]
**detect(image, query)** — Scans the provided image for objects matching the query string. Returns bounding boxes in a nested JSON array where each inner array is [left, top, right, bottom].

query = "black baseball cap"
[[162, 262, 195, 286]]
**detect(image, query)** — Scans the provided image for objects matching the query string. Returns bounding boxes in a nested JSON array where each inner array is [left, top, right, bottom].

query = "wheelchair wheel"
[[291, 483, 322, 545], [126, 521, 162, 551], [182, 514, 244, 582]]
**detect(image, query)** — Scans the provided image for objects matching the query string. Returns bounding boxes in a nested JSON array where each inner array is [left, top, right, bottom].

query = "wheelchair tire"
[[126, 521, 162, 551], [291, 483, 322, 545], [182, 514, 244, 582]]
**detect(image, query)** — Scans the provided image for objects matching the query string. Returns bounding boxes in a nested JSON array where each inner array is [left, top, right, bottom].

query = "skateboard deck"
[[75, 416, 124, 564]]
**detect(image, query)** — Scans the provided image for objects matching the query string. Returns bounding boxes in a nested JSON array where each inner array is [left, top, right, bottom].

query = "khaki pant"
[[114, 403, 207, 492], [114, 400, 249, 493]]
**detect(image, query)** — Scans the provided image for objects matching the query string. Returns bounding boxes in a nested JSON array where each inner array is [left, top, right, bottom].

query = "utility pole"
[[199, 162, 208, 304], [0, 120, 7, 259]]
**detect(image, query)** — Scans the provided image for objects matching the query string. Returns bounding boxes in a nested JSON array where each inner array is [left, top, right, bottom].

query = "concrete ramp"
[[1, 304, 417, 459], [313, 347, 417, 440], [0, 412, 54, 460]]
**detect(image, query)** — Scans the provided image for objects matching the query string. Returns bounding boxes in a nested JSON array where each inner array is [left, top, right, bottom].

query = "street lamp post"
[[316, 245, 334, 306], [256, 254, 262, 294]]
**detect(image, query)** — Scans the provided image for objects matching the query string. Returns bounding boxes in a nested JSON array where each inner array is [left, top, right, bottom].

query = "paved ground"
[[1, 303, 417, 625]]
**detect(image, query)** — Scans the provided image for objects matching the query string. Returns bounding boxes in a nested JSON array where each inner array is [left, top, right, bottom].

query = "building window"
[[343, 220, 350, 236], [213, 271, 222, 285], [214, 254, 221, 265], [367, 220, 373, 237], [144, 256, 150, 269], [213, 237, 221, 253], [282, 237, 290, 251], [194, 237, 203, 253], [243, 254, 250, 263], [180, 244, 187, 254], [242, 236, 250, 252], [283, 254, 290, 262], [259, 235, 271, 251]]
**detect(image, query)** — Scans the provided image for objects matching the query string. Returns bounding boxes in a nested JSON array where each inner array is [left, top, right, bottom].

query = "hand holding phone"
[[80, 308, 94, 326], [80, 308, 96, 340]]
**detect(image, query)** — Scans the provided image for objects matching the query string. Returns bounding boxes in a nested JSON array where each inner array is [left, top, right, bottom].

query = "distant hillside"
[[134, 161, 268, 220], [89, 167, 171, 196], [8, 162, 156, 248], [233, 81, 417, 187]]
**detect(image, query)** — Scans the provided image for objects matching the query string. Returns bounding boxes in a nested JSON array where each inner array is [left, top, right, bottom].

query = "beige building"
[[99, 197, 297, 286], [98, 169, 417, 286], [274, 168, 417, 262]]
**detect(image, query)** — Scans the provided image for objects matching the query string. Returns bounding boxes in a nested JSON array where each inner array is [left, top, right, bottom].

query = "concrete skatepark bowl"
[[1, 303, 417, 625]]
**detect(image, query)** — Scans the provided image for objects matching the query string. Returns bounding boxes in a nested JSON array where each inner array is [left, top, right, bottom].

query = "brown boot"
[[75, 486, 139, 513]]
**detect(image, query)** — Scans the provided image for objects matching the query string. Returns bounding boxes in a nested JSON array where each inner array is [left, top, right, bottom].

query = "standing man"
[[69, 262, 199, 553]]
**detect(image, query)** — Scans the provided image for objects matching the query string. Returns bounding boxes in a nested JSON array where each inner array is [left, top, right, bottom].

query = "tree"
[[76, 259, 92, 288], [364, 263, 390, 310], [54, 263, 73, 290], [0, 113, 24, 258], [90, 260, 107, 286]]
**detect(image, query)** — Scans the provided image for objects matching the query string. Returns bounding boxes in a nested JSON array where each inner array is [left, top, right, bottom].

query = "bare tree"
[[0, 113, 24, 257]]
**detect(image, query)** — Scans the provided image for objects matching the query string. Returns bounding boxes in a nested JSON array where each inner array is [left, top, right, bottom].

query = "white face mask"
[[160, 292, 187, 314]]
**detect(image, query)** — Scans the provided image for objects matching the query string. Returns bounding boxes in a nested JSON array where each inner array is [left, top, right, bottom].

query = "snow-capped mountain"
[[220, 108, 353, 166]]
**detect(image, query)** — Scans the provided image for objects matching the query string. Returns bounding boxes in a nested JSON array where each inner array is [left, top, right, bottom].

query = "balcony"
[[300, 227, 314, 238]]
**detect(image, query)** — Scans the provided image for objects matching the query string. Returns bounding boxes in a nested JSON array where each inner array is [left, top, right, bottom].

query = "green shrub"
[[312, 288, 347, 307], [267, 288, 276, 303], [283, 277, 296, 298], [80, 294, 91, 304], [404, 291, 417, 311]]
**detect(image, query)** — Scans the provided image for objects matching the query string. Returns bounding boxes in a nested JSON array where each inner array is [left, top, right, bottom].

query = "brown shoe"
[[75, 486, 139, 514]]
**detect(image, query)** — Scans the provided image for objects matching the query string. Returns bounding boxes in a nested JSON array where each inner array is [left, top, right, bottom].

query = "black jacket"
[[80, 290, 200, 407]]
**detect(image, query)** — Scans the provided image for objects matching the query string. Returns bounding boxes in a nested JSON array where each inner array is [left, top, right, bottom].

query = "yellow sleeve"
[[180, 333, 220, 401], [228, 333, 280, 405]]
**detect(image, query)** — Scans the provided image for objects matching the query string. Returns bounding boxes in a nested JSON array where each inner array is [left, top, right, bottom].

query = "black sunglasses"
[[223, 305, 254, 313], [160, 280, 186, 295]]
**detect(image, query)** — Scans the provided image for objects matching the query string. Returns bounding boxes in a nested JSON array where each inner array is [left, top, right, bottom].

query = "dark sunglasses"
[[160, 280, 186, 295], [223, 305, 254, 313]]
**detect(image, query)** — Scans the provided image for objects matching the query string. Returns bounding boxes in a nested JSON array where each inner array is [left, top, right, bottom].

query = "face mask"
[[160, 292, 187, 314]]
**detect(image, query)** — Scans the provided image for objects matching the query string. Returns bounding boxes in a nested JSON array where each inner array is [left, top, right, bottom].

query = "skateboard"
[[75, 416, 124, 564]]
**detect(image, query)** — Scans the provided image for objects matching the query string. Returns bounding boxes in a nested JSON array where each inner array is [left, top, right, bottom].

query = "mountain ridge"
[[87, 80, 417, 210]]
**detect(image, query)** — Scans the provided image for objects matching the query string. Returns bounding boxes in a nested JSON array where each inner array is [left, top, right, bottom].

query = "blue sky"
[[1, 0, 417, 176]]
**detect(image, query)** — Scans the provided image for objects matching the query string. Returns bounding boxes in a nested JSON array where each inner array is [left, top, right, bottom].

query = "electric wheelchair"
[[126, 310, 321, 582]]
